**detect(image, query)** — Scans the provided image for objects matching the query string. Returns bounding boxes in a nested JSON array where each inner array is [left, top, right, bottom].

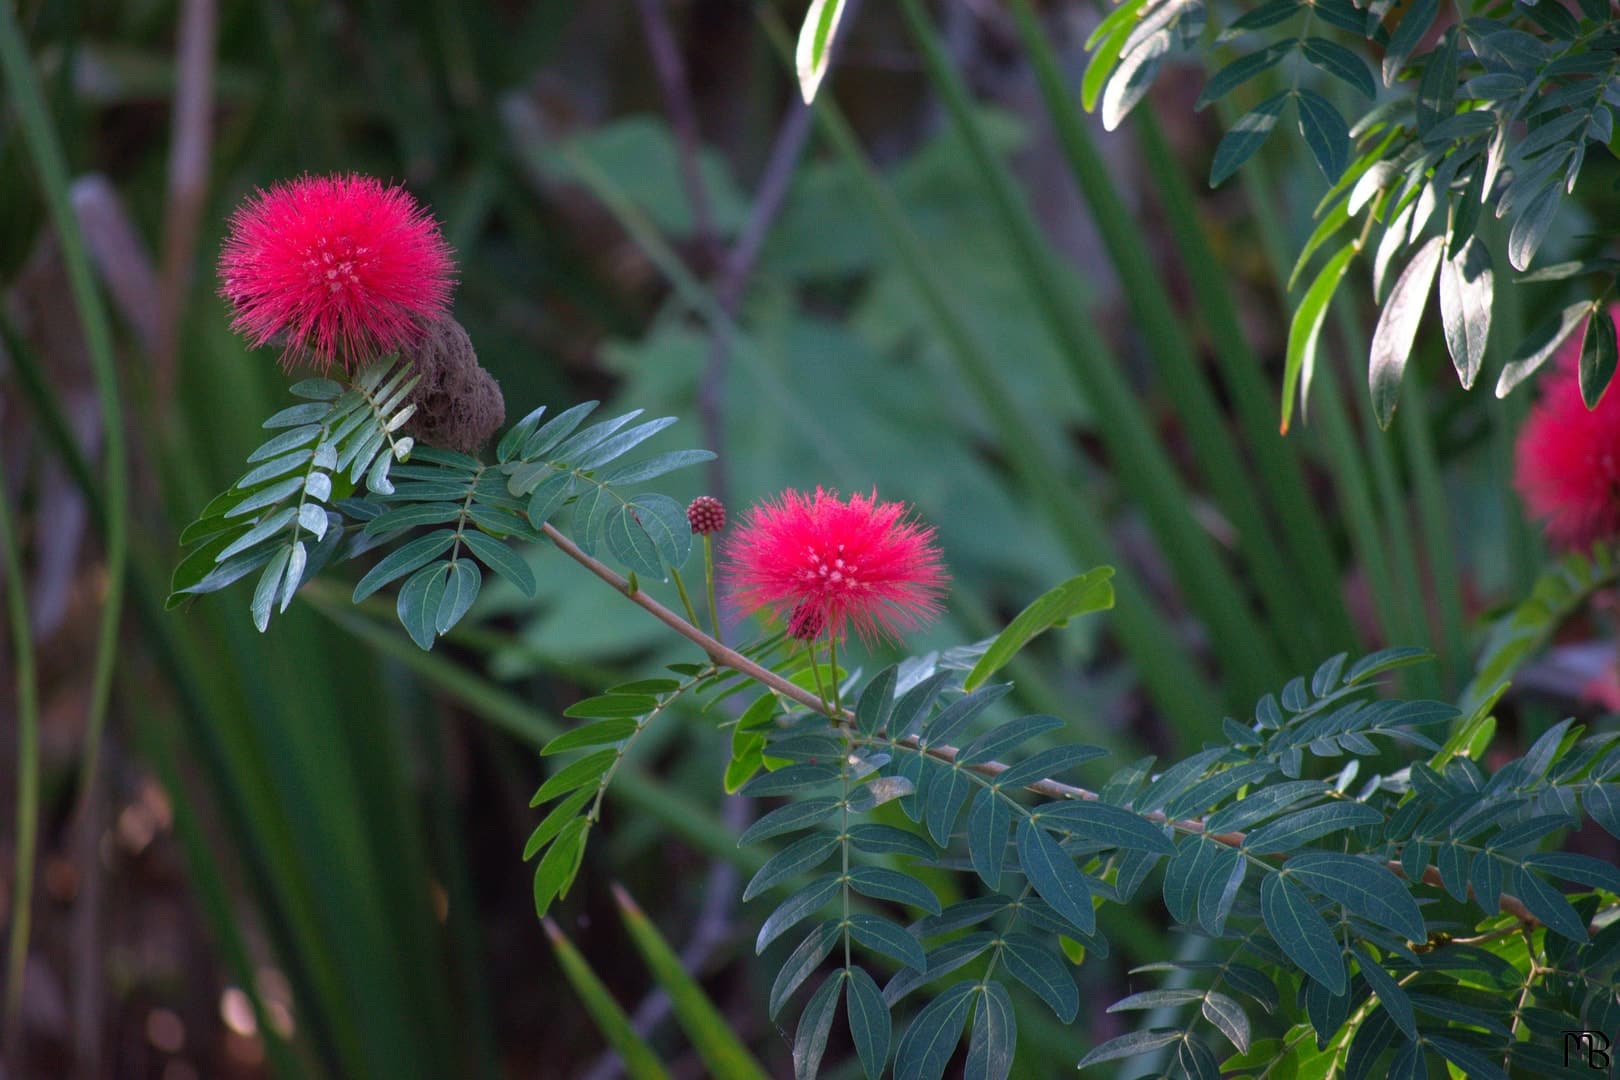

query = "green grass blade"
[[308, 596, 757, 870], [323, 650, 461, 1075], [544, 919, 675, 1080], [137, 582, 367, 1074], [1217, 127, 1411, 663], [1399, 379, 1467, 690], [896, 0, 1285, 704], [1485, 238, 1540, 594], [1311, 367, 1406, 654], [1007, 0, 1331, 671], [136, 709, 305, 1078], [414, 702, 502, 1080], [1460, 547, 1616, 716], [612, 885, 772, 1080], [755, 8, 1217, 736], [0, 126, 391, 1073], [5, 365, 367, 1072], [1131, 114, 1356, 653], [0, 441, 41, 1048], [4, 27, 494, 1072], [1333, 304, 1436, 696], [0, 1, 131, 972]]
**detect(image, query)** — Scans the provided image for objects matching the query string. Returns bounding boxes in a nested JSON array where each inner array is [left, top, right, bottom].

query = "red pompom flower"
[[723, 488, 947, 644], [218, 173, 454, 370], [1514, 304, 1620, 549]]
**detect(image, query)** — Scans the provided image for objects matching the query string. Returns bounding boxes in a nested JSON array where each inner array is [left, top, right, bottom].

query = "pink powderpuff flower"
[[723, 488, 948, 645], [218, 173, 454, 371], [1514, 304, 1620, 550]]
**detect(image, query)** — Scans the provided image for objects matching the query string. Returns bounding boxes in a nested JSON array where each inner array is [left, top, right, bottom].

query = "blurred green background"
[[2, 0, 1618, 1076]]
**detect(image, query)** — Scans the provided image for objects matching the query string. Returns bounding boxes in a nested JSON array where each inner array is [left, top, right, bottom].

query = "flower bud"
[[687, 495, 727, 535]]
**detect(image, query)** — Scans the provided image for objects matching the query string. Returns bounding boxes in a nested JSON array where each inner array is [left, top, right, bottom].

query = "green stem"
[[669, 566, 701, 628], [1503, 928, 1542, 1071], [828, 635, 842, 717], [585, 677, 701, 827], [0, 445, 40, 1048], [447, 464, 486, 567], [703, 534, 720, 642], [0, 6, 130, 1032], [976, 883, 1036, 985], [353, 360, 418, 464], [839, 741, 853, 972], [806, 636, 831, 712]]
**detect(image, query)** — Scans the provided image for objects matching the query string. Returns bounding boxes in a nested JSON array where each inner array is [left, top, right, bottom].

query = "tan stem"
[[540, 521, 1560, 934]]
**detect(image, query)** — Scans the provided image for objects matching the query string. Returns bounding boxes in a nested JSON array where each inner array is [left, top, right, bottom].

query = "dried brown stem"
[[155, 0, 217, 397], [697, 101, 814, 508], [634, 0, 712, 246]]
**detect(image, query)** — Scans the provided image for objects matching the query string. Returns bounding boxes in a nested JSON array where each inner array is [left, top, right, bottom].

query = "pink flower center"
[[304, 234, 372, 296], [799, 543, 860, 590]]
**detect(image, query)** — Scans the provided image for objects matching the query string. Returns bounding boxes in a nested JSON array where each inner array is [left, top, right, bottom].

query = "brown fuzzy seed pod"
[[686, 495, 726, 535], [398, 316, 506, 454]]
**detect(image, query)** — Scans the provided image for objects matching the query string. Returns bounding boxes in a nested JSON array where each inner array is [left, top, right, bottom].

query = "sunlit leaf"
[[1496, 302, 1593, 396], [963, 569, 1114, 692], [1283, 243, 1356, 433], [1369, 236, 1445, 429], [796, 0, 848, 104], [1438, 235, 1493, 390], [1211, 92, 1289, 187], [1077, 1029, 1184, 1069]]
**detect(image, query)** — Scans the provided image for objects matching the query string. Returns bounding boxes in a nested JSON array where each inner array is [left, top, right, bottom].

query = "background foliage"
[[1080, 0, 1620, 423], [1, 0, 1618, 1077]]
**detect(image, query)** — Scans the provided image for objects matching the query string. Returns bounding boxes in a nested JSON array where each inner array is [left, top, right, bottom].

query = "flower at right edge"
[[722, 488, 948, 646], [1514, 304, 1620, 550]]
